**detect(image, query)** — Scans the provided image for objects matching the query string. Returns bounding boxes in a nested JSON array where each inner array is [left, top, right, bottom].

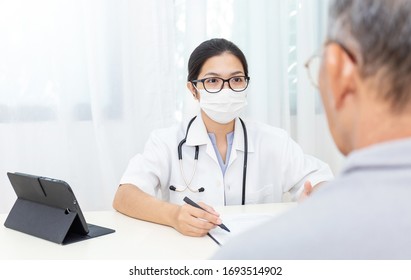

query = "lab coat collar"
[[185, 113, 209, 147], [232, 117, 255, 153], [185, 113, 219, 165], [184, 113, 255, 153]]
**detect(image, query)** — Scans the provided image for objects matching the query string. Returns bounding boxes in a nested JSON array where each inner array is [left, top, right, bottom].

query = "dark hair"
[[187, 38, 248, 82], [328, 0, 411, 111]]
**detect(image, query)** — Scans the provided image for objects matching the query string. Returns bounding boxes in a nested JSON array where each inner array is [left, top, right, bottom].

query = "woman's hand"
[[172, 202, 222, 236]]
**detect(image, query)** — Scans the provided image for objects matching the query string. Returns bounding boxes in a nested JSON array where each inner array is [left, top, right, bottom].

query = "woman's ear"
[[187, 82, 199, 100]]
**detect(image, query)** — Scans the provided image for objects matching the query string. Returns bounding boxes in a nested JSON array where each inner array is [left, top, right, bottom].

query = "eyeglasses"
[[304, 53, 321, 89], [304, 40, 357, 89], [191, 76, 250, 93]]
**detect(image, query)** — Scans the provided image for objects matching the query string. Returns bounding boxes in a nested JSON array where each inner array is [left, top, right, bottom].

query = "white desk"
[[0, 203, 296, 260]]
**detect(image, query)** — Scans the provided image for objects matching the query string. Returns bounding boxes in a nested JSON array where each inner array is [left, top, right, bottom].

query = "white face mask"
[[198, 88, 248, 124]]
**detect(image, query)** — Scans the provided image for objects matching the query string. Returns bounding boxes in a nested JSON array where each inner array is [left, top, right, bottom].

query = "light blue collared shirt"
[[208, 132, 234, 175]]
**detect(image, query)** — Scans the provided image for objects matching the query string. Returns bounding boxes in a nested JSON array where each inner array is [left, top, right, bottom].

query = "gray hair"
[[327, 0, 411, 111]]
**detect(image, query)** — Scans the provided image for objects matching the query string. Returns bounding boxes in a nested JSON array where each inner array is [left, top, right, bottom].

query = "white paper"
[[208, 213, 275, 245]]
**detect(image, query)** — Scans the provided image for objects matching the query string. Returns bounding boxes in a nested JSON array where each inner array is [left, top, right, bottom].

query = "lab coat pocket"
[[246, 184, 275, 204]]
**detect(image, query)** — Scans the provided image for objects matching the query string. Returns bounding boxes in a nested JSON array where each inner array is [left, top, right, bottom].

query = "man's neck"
[[354, 103, 411, 150]]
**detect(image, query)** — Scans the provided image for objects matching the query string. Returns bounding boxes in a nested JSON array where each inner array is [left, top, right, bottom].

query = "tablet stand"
[[4, 198, 114, 245]]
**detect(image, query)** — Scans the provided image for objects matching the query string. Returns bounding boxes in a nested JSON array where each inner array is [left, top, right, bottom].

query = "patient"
[[213, 0, 411, 259]]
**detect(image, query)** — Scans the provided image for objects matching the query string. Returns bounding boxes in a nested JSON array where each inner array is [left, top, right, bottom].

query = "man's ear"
[[324, 43, 357, 110], [186, 82, 199, 100]]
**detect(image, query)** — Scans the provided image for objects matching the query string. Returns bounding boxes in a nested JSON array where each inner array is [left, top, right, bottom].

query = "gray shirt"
[[213, 138, 411, 259]]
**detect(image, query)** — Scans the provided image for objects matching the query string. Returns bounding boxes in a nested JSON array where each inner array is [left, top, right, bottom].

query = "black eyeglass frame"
[[190, 76, 250, 93]]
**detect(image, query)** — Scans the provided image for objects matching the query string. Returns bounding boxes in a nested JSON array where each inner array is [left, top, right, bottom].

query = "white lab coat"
[[120, 114, 333, 206]]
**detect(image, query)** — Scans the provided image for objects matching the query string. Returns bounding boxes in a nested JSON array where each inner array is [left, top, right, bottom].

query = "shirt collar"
[[185, 113, 254, 153], [341, 137, 411, 175]]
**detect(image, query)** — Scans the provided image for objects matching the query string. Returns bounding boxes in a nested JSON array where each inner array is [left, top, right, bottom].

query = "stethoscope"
[[169, 116, 248, 205]]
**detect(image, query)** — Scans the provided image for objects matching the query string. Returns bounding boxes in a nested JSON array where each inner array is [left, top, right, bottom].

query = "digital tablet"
[[4, 172, 115, 244]]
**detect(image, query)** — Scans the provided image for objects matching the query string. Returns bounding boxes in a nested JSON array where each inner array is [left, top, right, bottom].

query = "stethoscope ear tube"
[[239, 118, 248, 205], [178, 116, 197, 160]]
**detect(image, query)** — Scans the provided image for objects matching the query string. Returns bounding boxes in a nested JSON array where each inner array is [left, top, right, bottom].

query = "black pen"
[[183, 196, 230, 232]]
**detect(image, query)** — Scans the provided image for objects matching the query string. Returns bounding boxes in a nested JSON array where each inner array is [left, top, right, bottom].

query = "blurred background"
[[0, 0, 343, 213]]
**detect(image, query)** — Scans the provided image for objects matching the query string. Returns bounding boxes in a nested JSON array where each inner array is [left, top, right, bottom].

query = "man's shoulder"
[[214, 177, 411, 259]]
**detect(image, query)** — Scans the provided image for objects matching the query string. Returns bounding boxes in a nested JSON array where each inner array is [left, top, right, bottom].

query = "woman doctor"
[[113, 38, 333, 237]]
